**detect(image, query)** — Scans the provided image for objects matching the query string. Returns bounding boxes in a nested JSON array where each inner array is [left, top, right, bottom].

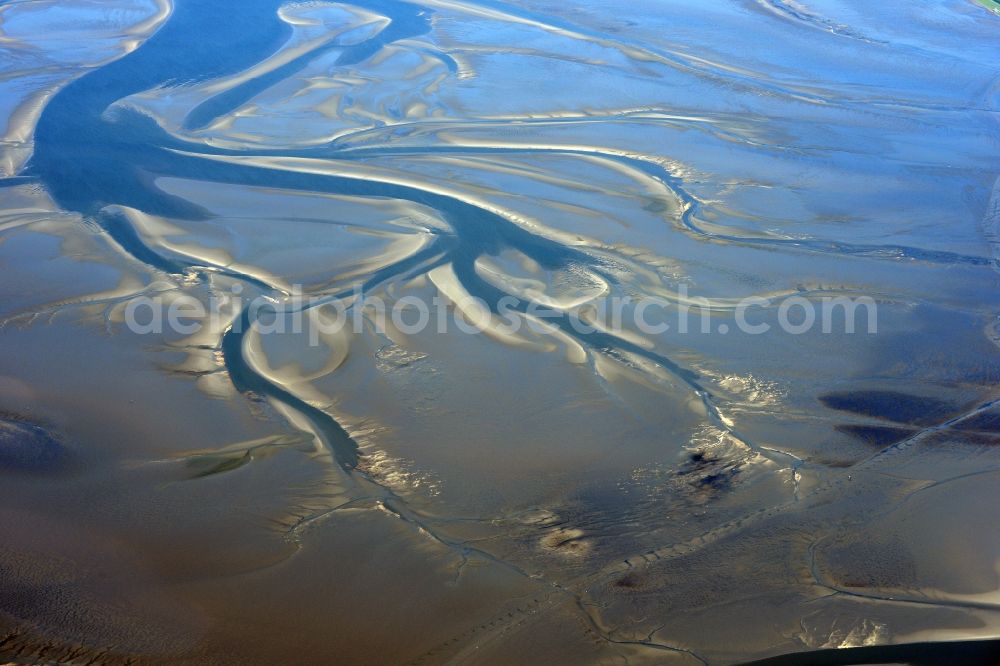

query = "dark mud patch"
[[678, 450, 741, 496], [955, 408, 1000, 434], [835, 424, 916, 447], [612, 572, 647, 591], [0, 414, 67, 473], [810, 456, 860, 468], [926, 430, 1000, 448], [819, 390, 955, 426], [184, 451, 252, 479]]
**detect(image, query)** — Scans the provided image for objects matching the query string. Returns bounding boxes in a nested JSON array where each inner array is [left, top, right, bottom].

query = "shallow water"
[[2, 0, 1000, 663]]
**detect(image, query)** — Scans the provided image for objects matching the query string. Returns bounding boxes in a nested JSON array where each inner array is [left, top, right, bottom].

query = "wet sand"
[[2, 0, 1000, 663]]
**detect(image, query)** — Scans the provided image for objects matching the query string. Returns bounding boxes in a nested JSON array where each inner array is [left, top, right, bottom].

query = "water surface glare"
[[2, 0, 1000, 663]]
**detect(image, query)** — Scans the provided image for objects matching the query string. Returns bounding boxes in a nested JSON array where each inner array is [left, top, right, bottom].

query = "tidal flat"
[[2, 0, 1000, 663]]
